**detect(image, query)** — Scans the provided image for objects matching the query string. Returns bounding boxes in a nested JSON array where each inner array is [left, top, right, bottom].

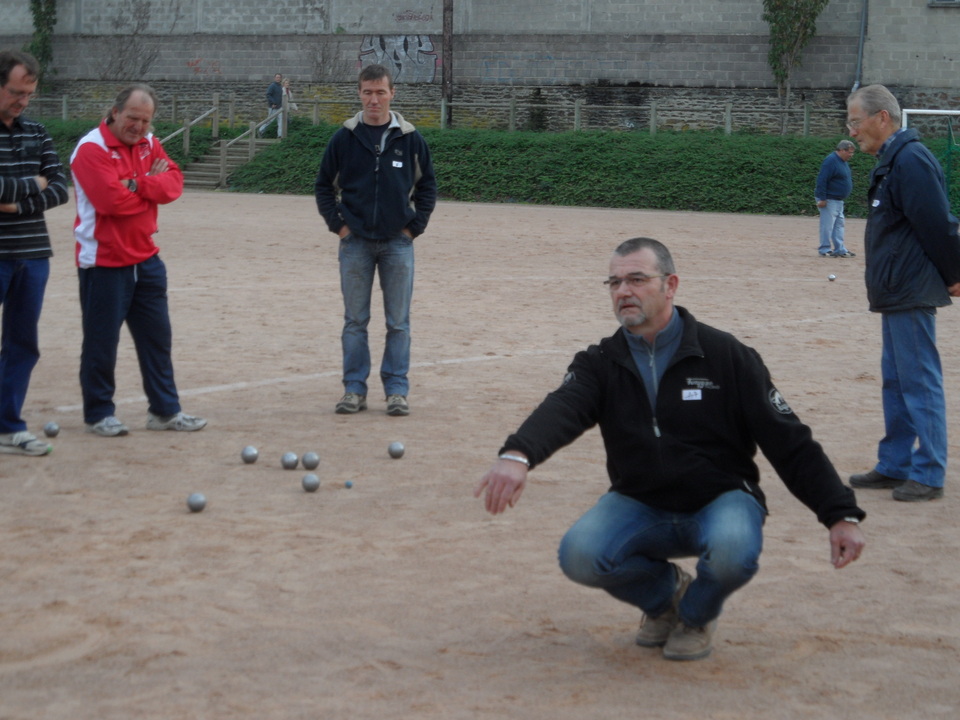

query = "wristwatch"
[[128, 178, 137, 193], [842, 516, 860, 524]]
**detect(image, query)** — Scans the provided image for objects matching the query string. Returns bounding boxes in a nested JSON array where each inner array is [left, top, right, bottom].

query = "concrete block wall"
[[3, 0, 959, 94], [862, 0, 960, 88]]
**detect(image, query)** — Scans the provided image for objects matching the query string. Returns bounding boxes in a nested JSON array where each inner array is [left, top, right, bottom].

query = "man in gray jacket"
[[846, 84, 960, 502]]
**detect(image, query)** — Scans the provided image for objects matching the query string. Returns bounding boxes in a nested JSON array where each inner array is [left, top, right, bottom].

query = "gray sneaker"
[[335, 393, 367, 414], [0, 431, 53, 456], [146, 412, 207, 431], [663, 619, 718, 661], [87, 416, 129, 437], [636, 564, 693, 647], [385, 394, 409, 416]]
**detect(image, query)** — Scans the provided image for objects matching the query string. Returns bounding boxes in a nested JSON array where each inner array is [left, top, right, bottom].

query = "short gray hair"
[[836, 140, 856, 151], [613, 237, 676, 276], [847, 84, 902, 127]]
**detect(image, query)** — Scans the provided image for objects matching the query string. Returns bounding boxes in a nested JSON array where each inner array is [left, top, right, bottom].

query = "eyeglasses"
[[603, 274, 668, 291], [1, 87, 36, 101], [845, 111, 878, 131]]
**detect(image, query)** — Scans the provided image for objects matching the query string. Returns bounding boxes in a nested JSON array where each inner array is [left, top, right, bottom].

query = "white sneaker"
[[86, 416, 129, 437], [0, 431, 53, 456], [146, 412, 207, 432]]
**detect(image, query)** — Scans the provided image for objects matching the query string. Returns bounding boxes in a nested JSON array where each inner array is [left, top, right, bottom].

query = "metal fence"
[[27, 93, 854, 137]]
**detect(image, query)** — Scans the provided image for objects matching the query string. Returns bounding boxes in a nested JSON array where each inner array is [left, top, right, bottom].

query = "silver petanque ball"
[[241, 445, 259, 464], [388, 441, 405, 459], [43, 421, 60, 438], [187, 492, 207, 512], [828, 274, 836, 281], [281, 452, 299, 470], [302, 473, 320, 492], [301, 451, 320, 470]]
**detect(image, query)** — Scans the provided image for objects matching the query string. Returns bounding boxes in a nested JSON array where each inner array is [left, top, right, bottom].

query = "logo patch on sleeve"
[[769, 388, 792, 415]]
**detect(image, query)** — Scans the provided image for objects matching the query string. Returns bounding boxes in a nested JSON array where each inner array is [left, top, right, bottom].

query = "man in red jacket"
[[70, 84, 206, 437]]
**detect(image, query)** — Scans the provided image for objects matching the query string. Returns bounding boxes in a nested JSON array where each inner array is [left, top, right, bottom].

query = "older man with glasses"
[[846, 84, 960, 502], [475, 236, 866, 662]]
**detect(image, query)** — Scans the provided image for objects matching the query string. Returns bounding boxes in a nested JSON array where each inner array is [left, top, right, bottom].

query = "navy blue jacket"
[[864, 129, 960, 312], [266, 81, 282, 109], [314, 111, 437, 240], [815, 151, 852, 201], [501, 307, 864, 529]]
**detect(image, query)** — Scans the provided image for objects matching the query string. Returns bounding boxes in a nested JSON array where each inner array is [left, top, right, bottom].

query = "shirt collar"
[[878, 128, 905, 159]]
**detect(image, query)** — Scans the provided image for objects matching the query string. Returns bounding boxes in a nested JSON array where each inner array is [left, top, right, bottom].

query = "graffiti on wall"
[[394, 9, 434, 23], [359, 35, 439, 83], [187, 58, 222, 76]]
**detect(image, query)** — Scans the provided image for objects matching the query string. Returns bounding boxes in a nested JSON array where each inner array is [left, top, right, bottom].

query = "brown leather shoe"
[[892, 480, 944, 502], [849, 469, 903, 489]]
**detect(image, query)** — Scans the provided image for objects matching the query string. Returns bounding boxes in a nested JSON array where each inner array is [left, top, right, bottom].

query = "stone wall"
[[5, 0, 960, 131], [2, 1, 959, 90]]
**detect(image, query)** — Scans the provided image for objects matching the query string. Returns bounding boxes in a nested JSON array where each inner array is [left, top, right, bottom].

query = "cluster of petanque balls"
[[185, 440, 406, 513]]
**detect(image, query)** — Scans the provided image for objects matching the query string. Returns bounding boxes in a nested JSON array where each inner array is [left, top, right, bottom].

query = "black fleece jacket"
[[501, 307, 864, 528]]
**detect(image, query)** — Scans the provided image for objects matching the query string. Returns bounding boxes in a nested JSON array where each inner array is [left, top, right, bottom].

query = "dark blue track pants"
[[78, 255, 181, 424]]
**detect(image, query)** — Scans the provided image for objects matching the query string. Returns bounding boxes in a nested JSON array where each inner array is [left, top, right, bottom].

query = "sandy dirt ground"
[[1, 192, 959, 719]]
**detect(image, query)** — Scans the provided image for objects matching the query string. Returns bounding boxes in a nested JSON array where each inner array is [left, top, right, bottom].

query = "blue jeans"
[[339, 232, 414, 397], [78, 255, 181, 424], [0, 258, 49, 433], [877, 309, 947, 488], [818, 199, 847, 255], [558, 490, 765, 627]]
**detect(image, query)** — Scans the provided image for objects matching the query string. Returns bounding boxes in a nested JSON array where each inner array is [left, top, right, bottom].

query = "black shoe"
[[892, 480, 944, 502], [849, 469, 904, 489]]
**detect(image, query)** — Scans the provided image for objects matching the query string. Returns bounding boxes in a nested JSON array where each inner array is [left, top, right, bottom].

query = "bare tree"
[[94, 0, 184, 81], [306, 34, 356, 84]]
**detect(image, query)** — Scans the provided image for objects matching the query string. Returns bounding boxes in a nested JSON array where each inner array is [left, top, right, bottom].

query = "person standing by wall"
[[815, 140, 856, 258], [70, 84, 206, 437], [315, 64, 437, 417], [0, 49, 69, 456], [846, 84, 960, 502], [259, 73, 283, 137]]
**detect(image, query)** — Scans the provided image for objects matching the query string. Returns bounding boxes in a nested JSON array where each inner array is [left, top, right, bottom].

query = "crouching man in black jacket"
[[475, 237, 865, 661]]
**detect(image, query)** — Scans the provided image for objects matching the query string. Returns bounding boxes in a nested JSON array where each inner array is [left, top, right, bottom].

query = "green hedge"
[[37, 118, 231, 184], [35, 116, 960, 218]]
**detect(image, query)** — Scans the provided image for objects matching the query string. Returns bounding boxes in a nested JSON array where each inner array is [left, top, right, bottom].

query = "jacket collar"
[[875, 127, 917, 171], [603, 305, 704, 369], [343, 110, 415, 135]]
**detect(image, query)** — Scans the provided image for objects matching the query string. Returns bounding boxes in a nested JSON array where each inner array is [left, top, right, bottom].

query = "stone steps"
[[182, 138, 278, 190]]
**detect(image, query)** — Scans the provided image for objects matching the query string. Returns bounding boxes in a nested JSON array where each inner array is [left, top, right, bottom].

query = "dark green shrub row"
[[37, 118, 233, 184], [36, 116, 960, 218]]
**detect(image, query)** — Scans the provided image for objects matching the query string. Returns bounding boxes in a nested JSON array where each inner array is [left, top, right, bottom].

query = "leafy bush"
[[37, 118, 235, 183], [222, 123, 886, 217], [37, 115, 960, 218]]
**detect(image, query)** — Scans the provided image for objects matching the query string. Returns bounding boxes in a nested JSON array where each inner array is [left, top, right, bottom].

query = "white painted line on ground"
[[53, 348, 571, 413]]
